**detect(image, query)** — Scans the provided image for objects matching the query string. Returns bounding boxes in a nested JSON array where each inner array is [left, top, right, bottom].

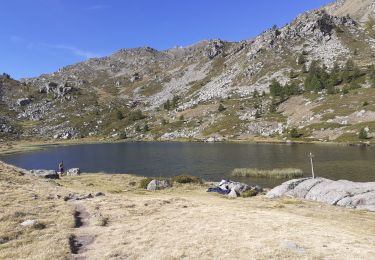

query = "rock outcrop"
[[208, 180, 263, 198], [30, 169, 59, 179], [267, 178, 375, 212]]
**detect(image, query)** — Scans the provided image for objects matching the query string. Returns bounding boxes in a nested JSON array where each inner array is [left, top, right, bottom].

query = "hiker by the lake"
[[58, 161, 64, 175]]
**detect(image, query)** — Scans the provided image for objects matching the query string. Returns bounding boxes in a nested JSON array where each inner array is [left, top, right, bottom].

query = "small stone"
[[20, 219, 37, 227]]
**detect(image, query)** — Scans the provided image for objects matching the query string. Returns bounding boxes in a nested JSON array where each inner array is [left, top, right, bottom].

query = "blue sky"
[[1, 0, 333, 79]]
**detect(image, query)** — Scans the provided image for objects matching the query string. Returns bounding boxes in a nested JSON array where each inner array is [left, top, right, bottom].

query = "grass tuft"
[[139, 178, 154, 189], [171, 175, 203, 184], [241, 190, 258, 198], [232, 168, 303, 179]]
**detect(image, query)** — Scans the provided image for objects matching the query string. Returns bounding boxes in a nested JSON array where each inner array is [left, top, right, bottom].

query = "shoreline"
[[0, 136, 372, 156]]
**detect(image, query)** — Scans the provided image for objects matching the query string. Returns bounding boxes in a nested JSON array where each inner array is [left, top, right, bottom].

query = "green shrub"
[[359, 128, 368, 140], [218, 104, 226, 112], [241, 190, 258, 198], [139, 178, 153, 189], [290, 128, 301, 138], [118, 131, 127, 140], [161, 118, 168, 125], [171, 175, 203, 184], [128, 110, 146, 122], [116, 111, 124, 120]]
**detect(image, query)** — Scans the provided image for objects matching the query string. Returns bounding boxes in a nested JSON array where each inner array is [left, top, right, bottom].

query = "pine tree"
[[368, 65, 375, 87], [252, 89, 259, 98], [163, 99, 171, 110], [290, 128, 301, 138], [269, 79, 283, 97], [342, 59, 362, 83], [359, 128, 368, 140], [328, 62, 341, 87], [298, 53, 306, 65], [116, 110, 124, 120]]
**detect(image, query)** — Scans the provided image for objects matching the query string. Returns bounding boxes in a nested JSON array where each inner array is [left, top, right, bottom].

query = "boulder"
[[305, 179, 375, 205], [216, 180, 263, 197], [147, 180, 170, 191], [66, 168, 80, 176], [228, 189, 239, 198], [267, 178, 375, 211], [30, 169, 59, 179], [16, 98, 32, 106]]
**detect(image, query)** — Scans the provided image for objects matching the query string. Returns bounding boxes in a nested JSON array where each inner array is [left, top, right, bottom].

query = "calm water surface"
[[1, 142, 375, 187]]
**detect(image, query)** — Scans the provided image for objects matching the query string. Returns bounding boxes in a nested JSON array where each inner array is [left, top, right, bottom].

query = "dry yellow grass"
[[1, 161, 375, 259], [0, 162, 74, 260]]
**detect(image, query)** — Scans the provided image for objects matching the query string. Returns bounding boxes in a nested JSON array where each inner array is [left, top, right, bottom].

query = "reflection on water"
[[1, 142, 374, 187]]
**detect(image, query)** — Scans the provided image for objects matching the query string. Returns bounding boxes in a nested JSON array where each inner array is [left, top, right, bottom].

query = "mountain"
[[1, 0, 375, 144]]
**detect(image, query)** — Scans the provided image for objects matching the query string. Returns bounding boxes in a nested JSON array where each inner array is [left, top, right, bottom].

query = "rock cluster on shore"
[[267, 177, 375, 211]]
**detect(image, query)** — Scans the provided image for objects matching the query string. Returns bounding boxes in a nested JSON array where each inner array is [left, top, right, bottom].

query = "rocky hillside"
[[1, 0, 375, 144]]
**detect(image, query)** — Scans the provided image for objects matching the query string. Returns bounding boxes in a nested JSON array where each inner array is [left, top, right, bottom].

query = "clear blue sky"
[[1, 0, 333, 79]]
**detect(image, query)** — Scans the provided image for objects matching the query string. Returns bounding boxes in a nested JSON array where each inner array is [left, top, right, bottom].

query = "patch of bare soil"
[[70, 203, 95, 259]]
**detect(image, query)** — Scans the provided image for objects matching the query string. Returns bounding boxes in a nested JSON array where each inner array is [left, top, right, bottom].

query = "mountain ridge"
[[1, 0, 375, 144]]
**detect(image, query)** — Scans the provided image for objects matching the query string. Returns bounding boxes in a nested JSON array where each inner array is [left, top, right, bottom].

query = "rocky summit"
[[1, 0, 375, 143]]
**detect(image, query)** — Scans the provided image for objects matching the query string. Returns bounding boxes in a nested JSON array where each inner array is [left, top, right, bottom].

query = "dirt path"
[[70, 203, 95, 260]]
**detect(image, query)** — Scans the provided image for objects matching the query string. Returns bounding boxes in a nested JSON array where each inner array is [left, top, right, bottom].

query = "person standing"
[[58, 161, 64, 175]]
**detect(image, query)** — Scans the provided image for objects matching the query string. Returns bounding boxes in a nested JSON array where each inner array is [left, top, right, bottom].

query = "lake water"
[[1, 142, 375, 187]]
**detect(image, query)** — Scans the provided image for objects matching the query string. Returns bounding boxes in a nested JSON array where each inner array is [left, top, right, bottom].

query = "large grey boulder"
[[147, 180, 170, 191], [66, 168, 80, 176], [30, 169, 59, 179], [267, 177, 375, 212], [266, 178, 308, 199]]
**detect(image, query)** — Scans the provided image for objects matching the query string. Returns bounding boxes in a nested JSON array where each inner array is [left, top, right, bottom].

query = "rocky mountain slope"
[[1, 0, 375, 144]]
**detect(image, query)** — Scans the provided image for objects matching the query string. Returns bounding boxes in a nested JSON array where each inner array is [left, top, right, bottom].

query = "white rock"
[[21, 219, 37, 227]]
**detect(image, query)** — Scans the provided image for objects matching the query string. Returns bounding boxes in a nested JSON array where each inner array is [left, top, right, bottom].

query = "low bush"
[[241, 190, 258, 198], [139, 178, 153, 189], [171, 175, 203, 184]]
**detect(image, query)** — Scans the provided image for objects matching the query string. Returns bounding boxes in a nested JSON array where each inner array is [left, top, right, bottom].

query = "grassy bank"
[[1, 161, 375, 259], [232, 168, 304, 179]]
